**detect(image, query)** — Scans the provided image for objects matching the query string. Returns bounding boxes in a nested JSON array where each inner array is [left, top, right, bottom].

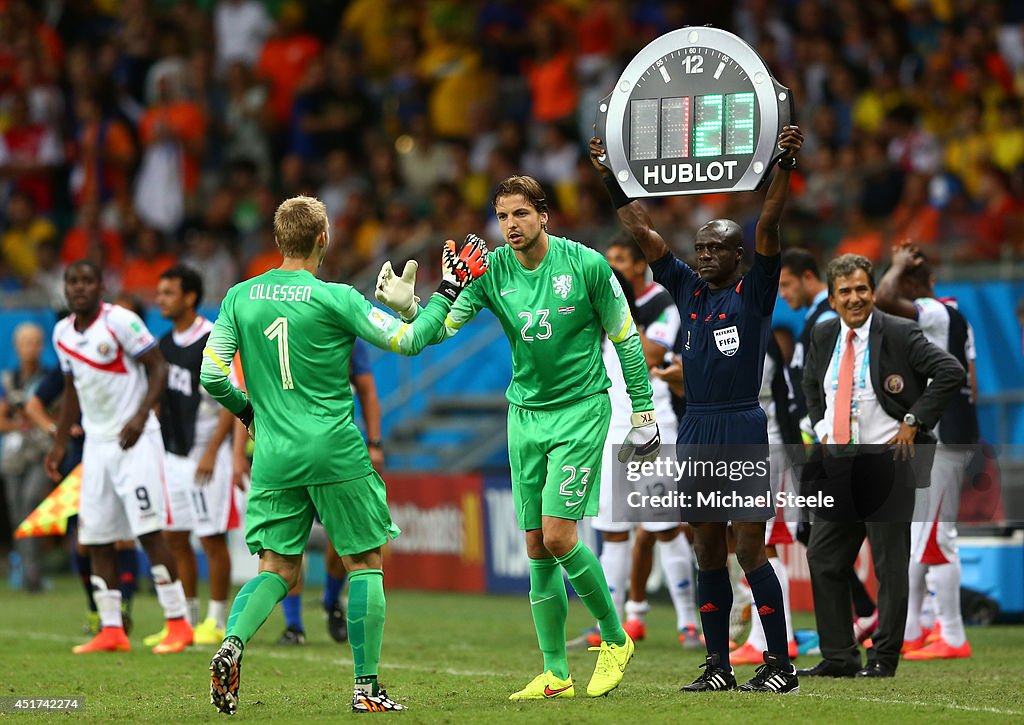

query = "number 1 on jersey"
[[264, 317, 294, 389]]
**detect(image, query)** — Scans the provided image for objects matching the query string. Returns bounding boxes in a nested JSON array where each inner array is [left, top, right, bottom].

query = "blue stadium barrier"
[[960, 531, 1024, 619]]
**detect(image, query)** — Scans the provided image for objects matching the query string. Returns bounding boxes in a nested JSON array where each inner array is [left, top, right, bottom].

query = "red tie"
[[833, 329, 857, 444]]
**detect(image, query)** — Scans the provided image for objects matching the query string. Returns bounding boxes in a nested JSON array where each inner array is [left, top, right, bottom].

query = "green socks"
[[526, 542, 626, 678], [528, 556, 570, 679], [556, 541, 626, 646], [348, 569, 386, 692], [225, 571, 290, 646]]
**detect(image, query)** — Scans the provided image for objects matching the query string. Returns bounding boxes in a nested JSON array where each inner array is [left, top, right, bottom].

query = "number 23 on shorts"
[[559, 465, 591, 506]]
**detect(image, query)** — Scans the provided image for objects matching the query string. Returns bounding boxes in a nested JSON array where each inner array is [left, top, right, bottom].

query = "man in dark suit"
[[781, 249, 880, 638], [796, 254, 963, 679]]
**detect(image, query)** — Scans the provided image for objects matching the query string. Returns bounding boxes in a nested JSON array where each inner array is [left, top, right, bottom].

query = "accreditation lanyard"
[[831, 330, 870, 444]]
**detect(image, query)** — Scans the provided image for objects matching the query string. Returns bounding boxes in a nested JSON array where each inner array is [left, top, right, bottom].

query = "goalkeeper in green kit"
[[199, 196, 488, 715], [375, 176, 660, 699]]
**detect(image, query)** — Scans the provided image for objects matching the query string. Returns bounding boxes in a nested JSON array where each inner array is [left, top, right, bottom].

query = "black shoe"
[[326, 605, 348, 644], [738, 652, 800, 694], [352, 688, 406, 712], [210, 638, 243, 715], [856, 661, 895, 678], [681, 653, 737, 692], [796, 659, 860, 678], [121, 604, 133, 636], [277, 626, 306, 645]]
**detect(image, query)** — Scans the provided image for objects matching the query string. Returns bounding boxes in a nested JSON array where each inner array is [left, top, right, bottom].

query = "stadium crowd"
[[2, 0, 1024, 311], [0, 3, 1009, 710]]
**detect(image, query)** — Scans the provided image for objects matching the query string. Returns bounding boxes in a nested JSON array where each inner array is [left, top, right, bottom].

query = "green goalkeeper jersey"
[[200, 268, 451, 490], [439, 235, 653, 412]]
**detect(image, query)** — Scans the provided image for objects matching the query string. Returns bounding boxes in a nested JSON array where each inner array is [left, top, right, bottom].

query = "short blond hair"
[[273, 196, 328, 259]]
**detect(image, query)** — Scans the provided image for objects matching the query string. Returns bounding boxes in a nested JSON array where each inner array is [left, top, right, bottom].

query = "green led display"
[[725, 93, 755, 154], [627, 92, 760, 161], [693, 94, 723, 157]]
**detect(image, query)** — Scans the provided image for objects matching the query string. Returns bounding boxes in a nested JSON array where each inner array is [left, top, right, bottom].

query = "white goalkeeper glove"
[[375, 260, 420, 320], [618, 411, 661, 463]]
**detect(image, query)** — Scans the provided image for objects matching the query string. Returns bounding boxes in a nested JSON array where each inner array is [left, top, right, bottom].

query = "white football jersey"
[[53, 303, 161, 441], [759, 353, 782, 445], [603, 337, 676, 429], [636, 284, 680, 352], [604, 283, 680, 429], [914, 297, 976, 362]]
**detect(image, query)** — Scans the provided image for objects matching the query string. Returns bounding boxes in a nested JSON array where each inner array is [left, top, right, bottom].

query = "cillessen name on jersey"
[[249, 283, 313, 303]]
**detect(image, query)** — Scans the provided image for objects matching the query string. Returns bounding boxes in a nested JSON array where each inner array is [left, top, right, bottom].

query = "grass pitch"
[[2, 578, 1022, 723]]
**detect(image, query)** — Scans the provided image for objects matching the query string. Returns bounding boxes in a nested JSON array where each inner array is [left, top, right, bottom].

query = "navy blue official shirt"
[[34, 365, 66, 408], [652, 250, 778, 516], [34, 364, 84, 474], [350, 338, 372, 378], [651, 251, 780, 411]]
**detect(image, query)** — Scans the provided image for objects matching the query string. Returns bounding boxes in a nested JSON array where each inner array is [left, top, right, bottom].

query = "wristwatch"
[[903, 413, 919, 428], [777, 155, 797, 170], [367, 439, 383, 448]]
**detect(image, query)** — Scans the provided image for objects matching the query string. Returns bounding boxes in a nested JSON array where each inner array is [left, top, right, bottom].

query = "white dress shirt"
[[814, 313, 901, 445]]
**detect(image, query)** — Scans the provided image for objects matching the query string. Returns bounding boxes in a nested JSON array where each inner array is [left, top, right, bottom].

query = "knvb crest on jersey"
[[713, 325, 740, 357], [552, 274, 573, 300]]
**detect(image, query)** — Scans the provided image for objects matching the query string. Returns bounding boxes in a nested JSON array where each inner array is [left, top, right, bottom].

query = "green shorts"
[[507, 393, 612, 531], [245, 471, 401, 558]]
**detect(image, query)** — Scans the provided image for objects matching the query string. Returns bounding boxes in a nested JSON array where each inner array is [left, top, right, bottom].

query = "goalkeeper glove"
[[375, 260, 420, 320], [618, 411, 661, 463], [237, 400, 256, 441], [437, 234, 489, 302]]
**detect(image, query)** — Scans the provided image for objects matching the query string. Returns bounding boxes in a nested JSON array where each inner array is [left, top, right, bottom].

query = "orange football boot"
[[153, 618, 194, 654], [623, 619, 646, 642], [730, 642, 765, 665], [72, 627, 131, 654], [904, 637, 971, 660]]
